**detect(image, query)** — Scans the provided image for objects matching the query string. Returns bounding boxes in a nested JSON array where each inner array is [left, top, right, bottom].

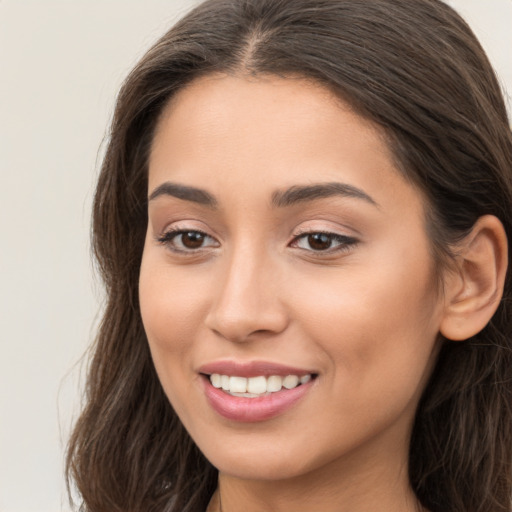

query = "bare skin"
[[139, 74, 506, 512]]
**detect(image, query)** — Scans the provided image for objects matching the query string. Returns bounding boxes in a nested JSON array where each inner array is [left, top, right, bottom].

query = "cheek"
[[138, 254, 212, 407], [288, 247, 441, 398], [139, 251, 212, 423], [139, 256, 208, 353]]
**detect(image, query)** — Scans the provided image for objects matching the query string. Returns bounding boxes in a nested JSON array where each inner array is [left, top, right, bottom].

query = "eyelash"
[[157, 228, 218, 253], [290, 231, 358, 254], [157, 228, 358, 255]]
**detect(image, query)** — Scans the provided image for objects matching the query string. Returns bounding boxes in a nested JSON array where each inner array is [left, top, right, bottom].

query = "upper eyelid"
[[157, 225, 356, 239], [159, 227, 217, 241], [290, 231, 358, 245], [156, 221, 359, 244], [291, 225, 358, 239], [157, 221, 219, 238]]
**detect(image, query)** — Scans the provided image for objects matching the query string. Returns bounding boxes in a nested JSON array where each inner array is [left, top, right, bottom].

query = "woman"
[[66, 0, 512, 511]]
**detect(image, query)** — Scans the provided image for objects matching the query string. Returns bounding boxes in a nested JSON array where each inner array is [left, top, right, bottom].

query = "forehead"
[[148, 73, 422, 217], [152, 74, 383, 154]]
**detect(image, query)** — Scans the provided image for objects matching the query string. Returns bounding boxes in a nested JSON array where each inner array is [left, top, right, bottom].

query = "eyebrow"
[[148, 181, 377, 209], [148, 182, 218, 208], [271, 182, 378, 208]]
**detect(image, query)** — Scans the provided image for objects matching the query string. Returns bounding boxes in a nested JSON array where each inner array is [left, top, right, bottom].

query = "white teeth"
[[210, 373, 222, 388], [300, 374, 311, 384], [247, 376, 267, 394], [229, 376, 247, 393], [282, 375, 299, 389], [209, 373, 313, 396], [267, 375, 283, 392]]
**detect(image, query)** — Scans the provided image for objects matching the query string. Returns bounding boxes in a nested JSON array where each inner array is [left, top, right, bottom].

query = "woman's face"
[[139, 74, 446, 482]]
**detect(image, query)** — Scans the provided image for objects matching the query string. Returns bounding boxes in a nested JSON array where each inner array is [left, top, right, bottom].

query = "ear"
[[440, 215, 508, 341]]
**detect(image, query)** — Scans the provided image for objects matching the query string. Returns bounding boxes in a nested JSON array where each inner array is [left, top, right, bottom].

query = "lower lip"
[[202, 376, 314, 422]]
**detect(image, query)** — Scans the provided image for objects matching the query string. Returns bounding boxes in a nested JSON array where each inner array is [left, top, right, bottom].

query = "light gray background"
[[1, 1, 510, 511]]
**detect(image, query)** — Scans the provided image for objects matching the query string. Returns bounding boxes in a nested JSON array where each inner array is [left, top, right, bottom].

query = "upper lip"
[[198, 360, 316, 378]]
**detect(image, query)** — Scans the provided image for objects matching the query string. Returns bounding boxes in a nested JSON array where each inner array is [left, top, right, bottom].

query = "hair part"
[[67, 1, 512, 511]]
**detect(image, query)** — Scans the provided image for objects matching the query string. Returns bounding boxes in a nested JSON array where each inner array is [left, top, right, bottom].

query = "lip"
[[202, 376, 314, 422], [199, 360, 317, 422], [198, 360, 316, 378]]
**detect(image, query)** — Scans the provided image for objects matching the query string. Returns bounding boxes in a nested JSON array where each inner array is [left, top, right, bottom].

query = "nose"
[[205, 246, 289, 343]]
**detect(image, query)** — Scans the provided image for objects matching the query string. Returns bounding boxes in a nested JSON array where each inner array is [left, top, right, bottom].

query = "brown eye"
[[181, 231, 206, 249], [291, 231, 358, 253], [307, 233, 333, 251], [158, 229, 219, 252]]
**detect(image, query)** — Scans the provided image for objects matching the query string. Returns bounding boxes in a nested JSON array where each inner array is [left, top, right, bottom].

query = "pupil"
[[182, 232, 204, 248], [308, 233, 332, 250]]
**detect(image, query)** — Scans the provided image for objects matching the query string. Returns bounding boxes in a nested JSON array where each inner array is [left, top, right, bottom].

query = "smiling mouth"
[[205, 373, 316, 398]]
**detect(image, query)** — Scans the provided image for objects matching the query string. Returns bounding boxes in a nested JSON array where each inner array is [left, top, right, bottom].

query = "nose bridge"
[[205, 237, 287, 341]]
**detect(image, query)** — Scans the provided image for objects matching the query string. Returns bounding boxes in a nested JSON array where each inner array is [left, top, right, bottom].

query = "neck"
[[215, 471, 423, 512]]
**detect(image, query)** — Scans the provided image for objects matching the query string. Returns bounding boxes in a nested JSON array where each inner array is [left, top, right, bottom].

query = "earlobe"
[[440, 215, 508, 341]]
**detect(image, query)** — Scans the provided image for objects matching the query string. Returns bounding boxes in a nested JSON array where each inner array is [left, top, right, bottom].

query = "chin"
[[198, 431, 332, 483], [215, 456, 307, 482]]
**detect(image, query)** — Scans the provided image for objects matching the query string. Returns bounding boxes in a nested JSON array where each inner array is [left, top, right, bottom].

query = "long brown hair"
[[67, 1, 512, 511]]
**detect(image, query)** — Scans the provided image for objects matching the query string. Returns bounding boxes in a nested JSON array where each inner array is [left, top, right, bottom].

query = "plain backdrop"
[[0, 1, 510, 511]]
